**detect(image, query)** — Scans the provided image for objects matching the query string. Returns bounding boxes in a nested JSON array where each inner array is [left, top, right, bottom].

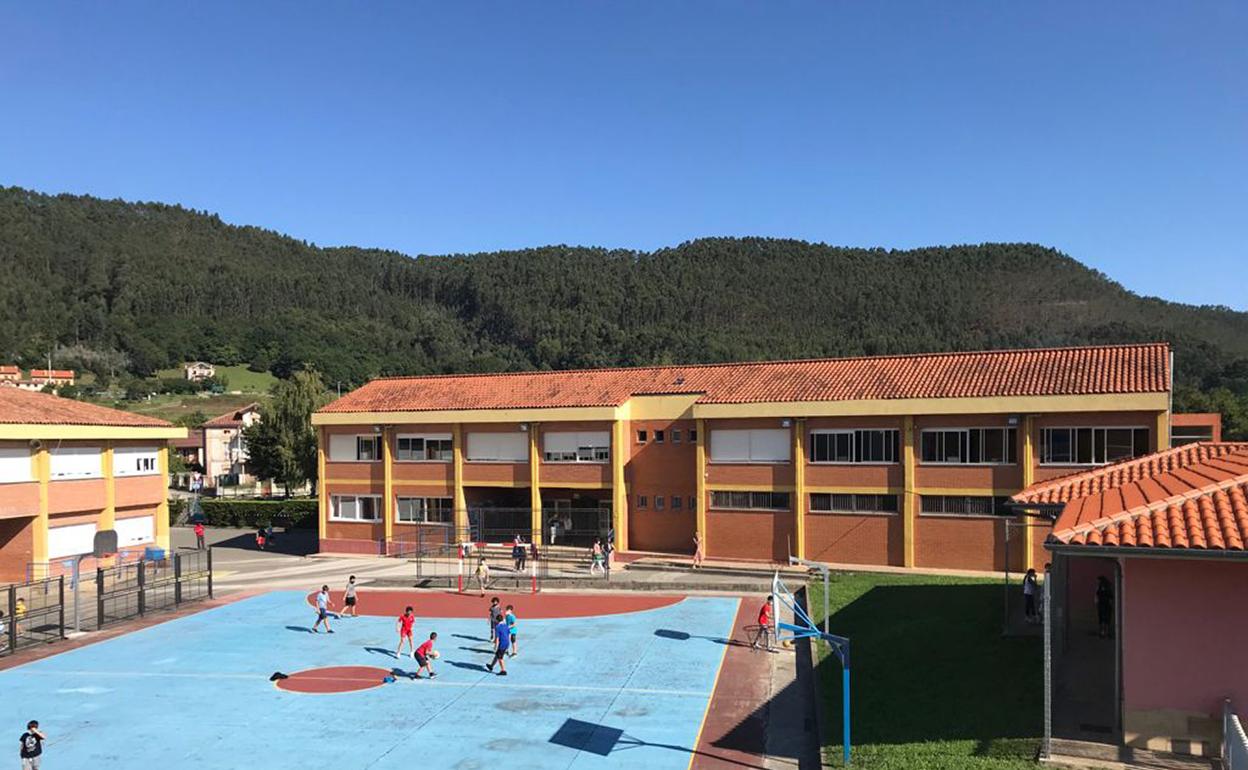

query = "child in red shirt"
[[395, 606, 416, 659], [414, 632, 438, 679]]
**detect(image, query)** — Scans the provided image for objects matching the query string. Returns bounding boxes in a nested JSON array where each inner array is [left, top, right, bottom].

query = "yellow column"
[[528, 423, 542, 544], [902, 416, 916, 568], [611, 419, 628, 552], [101, 443, 116, 531], [156, 445, 170, 551], [1022, 416, 1035, 571], [1156, 411, 1170, 451], [452, 423, 468, 537], [317, 428, 328, 542], [382, 426, 394, 549], [32, 444, 50, 566], [695, 418, 707, 554], [793, 419, 807, 561]]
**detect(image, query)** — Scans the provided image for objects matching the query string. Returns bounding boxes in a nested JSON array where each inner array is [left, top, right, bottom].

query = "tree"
[[243, 370, 329, 495]]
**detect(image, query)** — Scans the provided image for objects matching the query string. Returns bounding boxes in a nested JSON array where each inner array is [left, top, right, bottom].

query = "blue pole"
[[842, 666, 851, 765]]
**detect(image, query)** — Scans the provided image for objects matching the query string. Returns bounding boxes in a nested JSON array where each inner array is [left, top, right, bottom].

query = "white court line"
[[4, 669, 709, 697]]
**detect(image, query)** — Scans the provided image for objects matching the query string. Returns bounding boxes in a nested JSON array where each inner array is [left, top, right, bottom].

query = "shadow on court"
[[445, 659, 489, 672], [550, 717, 768, 770], [285, 625, 312, 633], [654, 629, 752, 649], [364, 647, 397, 657]]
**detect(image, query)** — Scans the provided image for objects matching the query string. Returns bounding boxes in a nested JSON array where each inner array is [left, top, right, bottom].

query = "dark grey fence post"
[[137, 559, 146, 616], [57, 576, 65, 639], [6, 586, 16, 651], [207, 547, 213, 598], [96, 567, 105, 630], [174, 553, 183, 605]]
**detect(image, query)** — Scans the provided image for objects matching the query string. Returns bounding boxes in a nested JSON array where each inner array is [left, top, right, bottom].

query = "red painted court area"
[[308, 589, 683, 618], [276, 665, 393, 694]]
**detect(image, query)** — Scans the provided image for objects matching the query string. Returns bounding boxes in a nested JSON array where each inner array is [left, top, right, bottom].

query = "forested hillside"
[[2, 186, 1246, 435]]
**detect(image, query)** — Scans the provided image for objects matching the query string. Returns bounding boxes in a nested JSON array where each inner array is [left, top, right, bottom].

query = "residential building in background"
[[0, 387, 184, 581], [0, 366, 19, 383], [1170, 412, 1222, 445], [183, 361, 216, 382], [172, 428, 205, 470], [0, 366, 78, 393], [1014, 442, 1248, 761], [29, 369, 76, 386], [201, 403, 261, 489], [311, 342, 1204, 571]]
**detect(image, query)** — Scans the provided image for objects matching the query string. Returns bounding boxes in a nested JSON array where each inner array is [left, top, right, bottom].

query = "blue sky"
[[2, 2, 1245, 309]]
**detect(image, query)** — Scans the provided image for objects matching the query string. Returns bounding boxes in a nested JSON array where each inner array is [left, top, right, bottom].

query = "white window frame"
[[1039, 426, 1150, 466], [709, 429, 791, 464], [919, 495, 1011, 518], [328, 434, 382, 463], [808, 429, 900, 465], [114, 446, 161, 477], [809, 492, 900, 515], [395, 496, 453, 524], [709, 490, 792, 511], [919, 428, 1017, 466], [330, 494, 382, 521], [542, 431, 610, 463], [395, 434, 453, 463]]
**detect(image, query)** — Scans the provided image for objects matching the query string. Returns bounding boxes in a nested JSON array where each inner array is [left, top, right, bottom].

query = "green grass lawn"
[[809, 573, 1041, 769], [155, 364, 278, 394], [108, 393, 264, 424]]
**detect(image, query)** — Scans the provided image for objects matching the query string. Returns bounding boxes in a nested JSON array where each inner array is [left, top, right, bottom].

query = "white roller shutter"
[[50, 446, 103, 479], [0, 446, 32, 483], [749, 429, 791, 462], [466, 432, 527, 462], [710, 430, 751, 462], [48, 522, 97, 559], [328, 434, 358, 462], [115, 516, 155, 547], [114, 446, 160, 477]]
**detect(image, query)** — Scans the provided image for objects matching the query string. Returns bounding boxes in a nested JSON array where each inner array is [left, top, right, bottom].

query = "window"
[[332, 495, 381, 521], [543, 431, 610, 463], [810, 493, 899, 515], [920, 428, 1016, 464], [49, 446, 103, 479], [1040, 427, 1150, 465], [637, 430, 648, 444], [920, 495, 1011, 516], [396, 434, 453, 462], [654, 430, 665, 444], [709, 429, 791, 463], [671, 429, 682, 444], [689, 496, 697, 511], [114, 447, 160, 477], [638, 495, 648, 509], [671, 496, 682, 510], [809, 429, 899, 464], [655, 496, 665, 511], [396, 497, 453, 524], [465, 432, 528, 462], [327, 434, 382, 462], [1172, 424, 1215, 446], [709, 491, 791, 511], [0, 446, 32, 483], [689, 428, 698, 444]]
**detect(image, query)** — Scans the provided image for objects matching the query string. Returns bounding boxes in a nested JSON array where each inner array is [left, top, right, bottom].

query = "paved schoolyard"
[[0, 590, 741, 769]]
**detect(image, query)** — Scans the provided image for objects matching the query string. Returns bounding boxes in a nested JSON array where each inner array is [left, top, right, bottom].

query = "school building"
[[309, 342, 1223, 572], [0, 387, 185, 582]]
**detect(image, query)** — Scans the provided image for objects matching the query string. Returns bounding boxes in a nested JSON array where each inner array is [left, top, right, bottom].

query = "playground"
[[0, 589, 758, 769]]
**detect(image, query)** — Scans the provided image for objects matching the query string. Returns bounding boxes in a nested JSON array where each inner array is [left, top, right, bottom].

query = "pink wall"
[[1123, 557, 1248, 716]]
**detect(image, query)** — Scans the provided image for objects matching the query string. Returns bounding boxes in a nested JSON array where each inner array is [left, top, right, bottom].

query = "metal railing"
[[95, 549, 213, 630], [1, 576, 65, 656]]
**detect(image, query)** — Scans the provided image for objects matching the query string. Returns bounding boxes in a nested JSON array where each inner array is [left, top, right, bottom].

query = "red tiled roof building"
[[312, 342, 1199, 571]]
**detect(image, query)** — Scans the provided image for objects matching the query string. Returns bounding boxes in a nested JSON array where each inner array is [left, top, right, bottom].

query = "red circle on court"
[[275, 666, 393, 694]]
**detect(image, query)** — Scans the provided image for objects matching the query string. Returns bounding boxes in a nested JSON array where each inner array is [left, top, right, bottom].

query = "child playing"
[[474, 555, 490, 596], [589, 540, 605, 576], [396, 606, 417, 659], [14, 597, 26, 635], [488, 597, 503, 642], [342, 576, 359, 617], [486, 614, 510, 676], [312, 585, 334, 633], [505, 604, 518, 657], [414, 632, 438, 678]]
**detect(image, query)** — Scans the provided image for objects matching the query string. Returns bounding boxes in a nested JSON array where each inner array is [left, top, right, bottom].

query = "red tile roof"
[[0, 366, 19, 375], [202, 403, 261, 428], [29, 369, 76, 379], [321, 343, 1171, 413], [1015, 442, 1248, 552], [0, 387, 173, 428]]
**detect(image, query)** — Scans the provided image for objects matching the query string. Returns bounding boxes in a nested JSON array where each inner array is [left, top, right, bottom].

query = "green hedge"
[[191, 499, 319, 529]]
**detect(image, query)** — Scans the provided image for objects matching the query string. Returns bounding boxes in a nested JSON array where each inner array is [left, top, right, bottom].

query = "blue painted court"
[[0, 591, 740, 769]]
